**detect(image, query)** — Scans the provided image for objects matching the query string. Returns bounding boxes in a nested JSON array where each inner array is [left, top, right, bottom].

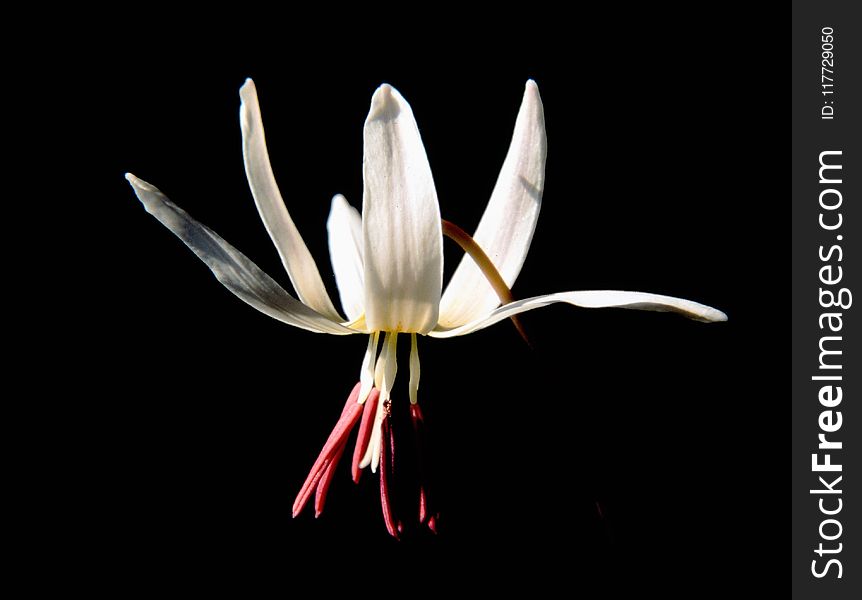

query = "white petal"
[[126, 174, 354, 336], [362, 84, 443, 334], [430, 290, 727, 338], [239, 79, 342, 321], [327, 194, 365, 321], [438, 80, 547, 328]]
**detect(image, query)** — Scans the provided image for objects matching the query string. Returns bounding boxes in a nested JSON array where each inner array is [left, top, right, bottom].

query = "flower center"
[[293, 331, 435, 538], [294, 220, 528, 537]]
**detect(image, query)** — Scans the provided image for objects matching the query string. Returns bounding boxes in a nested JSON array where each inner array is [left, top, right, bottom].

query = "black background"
[[50, 9, 783, 595]]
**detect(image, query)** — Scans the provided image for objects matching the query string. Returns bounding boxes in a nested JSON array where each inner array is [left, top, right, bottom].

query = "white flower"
[[126, 78, 725, 537]]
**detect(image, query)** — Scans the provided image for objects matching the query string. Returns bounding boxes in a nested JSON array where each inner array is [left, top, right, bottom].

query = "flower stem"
[[441, 219, 532, 347]]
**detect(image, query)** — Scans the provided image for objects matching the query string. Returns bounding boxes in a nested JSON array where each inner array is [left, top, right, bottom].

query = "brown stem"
[[441, 219, 532, 347]]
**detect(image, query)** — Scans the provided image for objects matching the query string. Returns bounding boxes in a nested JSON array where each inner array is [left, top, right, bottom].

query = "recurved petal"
[[327, 194, 364, 321], [239, 79, 342, 322], [362, 84, 443, 334], [438, 80, 547, 328], [126, 174, 355, 335], [429, 290, 727, 338]]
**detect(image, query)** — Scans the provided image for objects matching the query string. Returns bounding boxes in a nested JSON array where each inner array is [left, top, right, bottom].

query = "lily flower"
[[126, 78, 725, 538]]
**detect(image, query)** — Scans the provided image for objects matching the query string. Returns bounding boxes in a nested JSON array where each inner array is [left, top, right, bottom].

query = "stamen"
[[411, 402, 438, 532], [409, 333, 420, 405], [410, 403, 428, 523], [358, 332, 380, 403], [292, 383, 364, 518], [314, 441, 347, 517], [359, 394, 385, 470], [292, 462, 327, 518], [442, 219, 532, 347], [373, 337, 386, 390], [379, 415, 402, 539], [363, 332, 398, 472], [293, 396, 355, 517], [388, 401, 396, 474], [351, 388, 380, 483], [419, 487, 428, 524], [382, 333, 399, 398]]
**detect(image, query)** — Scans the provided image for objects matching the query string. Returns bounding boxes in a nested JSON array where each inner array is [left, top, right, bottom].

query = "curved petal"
[[362, 84, 443, 334], [239, 79, 342, 322], [438, 80, 547, 328], [326, 195, 364, 321], [126, 174, 355, 335], [430, 290, 727, 338]]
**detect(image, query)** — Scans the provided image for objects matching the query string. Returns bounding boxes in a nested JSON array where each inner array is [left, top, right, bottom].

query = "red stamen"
[[292, 461, 327, 518], [292, 383, 363, 517], [410, 403, 436, 530], [351, 388, 380, 483], [388, 407, 396, 474], [379, 415, 401, 539], [418, 486, 428, 525], [409, 403, 424, 424], [314, 440, 347, 517]]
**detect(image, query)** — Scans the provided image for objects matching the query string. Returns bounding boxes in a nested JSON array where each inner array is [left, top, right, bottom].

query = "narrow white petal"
[[430, 290, 727, 338], [409, 333, 420, 405], [126, 174, 354, 335], [362, 84, 443, 334], [239, 79, 342, 321], [358, 332, 379, 404], [327, 194, 365, 321], [438, 81, 547, 328]]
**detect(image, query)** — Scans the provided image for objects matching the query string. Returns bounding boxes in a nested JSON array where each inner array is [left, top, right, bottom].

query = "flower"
[[126, 78, 726, 538]]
